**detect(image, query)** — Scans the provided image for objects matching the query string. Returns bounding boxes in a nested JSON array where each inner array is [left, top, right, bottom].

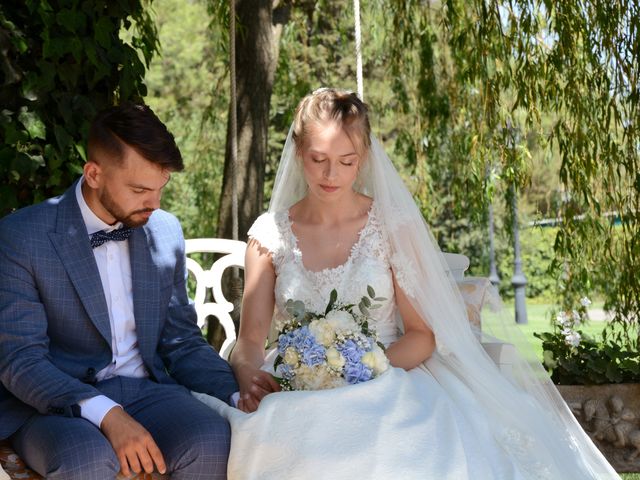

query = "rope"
[[353, 0, 363, 100], [229, 0, 239, 245], [229, 0, 240, 282]]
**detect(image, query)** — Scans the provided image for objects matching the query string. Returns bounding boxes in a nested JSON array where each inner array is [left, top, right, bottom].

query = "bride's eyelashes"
[[311, 157, 356, 167]]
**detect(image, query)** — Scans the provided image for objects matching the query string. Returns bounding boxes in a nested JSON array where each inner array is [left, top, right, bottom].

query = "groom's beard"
[[99, 188, 154, 228]]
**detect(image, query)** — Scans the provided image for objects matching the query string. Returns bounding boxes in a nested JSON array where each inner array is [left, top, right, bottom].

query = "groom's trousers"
[[9, 376, 230, 480]]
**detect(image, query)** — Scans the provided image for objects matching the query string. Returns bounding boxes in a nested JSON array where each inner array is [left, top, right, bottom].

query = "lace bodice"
[[248, 204, 401, 346]]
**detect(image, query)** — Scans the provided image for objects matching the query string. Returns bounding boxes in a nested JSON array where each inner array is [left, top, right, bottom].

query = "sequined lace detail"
[[281, 203, 388, 293], [248, 203, 400, 346], [389, 250, 419, 298]]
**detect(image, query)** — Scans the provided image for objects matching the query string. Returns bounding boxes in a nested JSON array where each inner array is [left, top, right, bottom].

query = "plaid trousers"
[[9, 377, 230, 480]]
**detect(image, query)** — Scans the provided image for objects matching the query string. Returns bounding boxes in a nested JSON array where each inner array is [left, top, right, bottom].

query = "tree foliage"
[[5, 0, 637, 361], [450, 0, 639, 347], [145, 0, 228, 238], [0, 1, 158, 216], [381, 0, 639, 350]]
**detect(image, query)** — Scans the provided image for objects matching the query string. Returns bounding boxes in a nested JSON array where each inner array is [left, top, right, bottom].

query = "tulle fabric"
[[266, 126, 619, 479]]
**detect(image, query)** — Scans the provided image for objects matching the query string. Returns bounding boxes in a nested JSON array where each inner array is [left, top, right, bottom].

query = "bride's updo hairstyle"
[[292, 88, 372, 161]]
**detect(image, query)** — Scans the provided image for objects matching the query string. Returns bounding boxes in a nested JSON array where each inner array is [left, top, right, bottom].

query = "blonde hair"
[[292, 88, 371, 159]]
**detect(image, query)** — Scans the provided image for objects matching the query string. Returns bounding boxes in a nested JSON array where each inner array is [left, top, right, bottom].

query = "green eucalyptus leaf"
[[325, 289, 338, 314], [273, 355, 283, 370], [329, 289, 337, 303]]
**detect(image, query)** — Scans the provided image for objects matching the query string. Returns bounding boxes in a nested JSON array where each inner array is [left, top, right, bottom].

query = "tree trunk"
[[217, 0, 289, 240], [210, 0, 290, 348]]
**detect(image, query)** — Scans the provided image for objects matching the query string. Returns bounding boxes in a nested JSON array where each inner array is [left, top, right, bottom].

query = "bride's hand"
[[236, 367, 281, 413]]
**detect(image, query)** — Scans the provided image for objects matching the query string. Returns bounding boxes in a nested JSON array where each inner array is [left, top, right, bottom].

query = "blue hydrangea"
[[344, 361, 373, 384], [278, 326, 325, 366], [278, 326, 313, 352], [337, 339, 364, 364], [291, 326, 317, 351], [278, 333, 293, 354], [301, 343, 326, 366]]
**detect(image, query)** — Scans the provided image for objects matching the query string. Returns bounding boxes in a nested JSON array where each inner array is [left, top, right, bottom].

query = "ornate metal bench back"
[[185, 238, 247, 360]]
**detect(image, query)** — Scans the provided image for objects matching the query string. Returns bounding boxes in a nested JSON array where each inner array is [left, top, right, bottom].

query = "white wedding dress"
[[194, 123, 618, 479], [195, 204, 532, 480]]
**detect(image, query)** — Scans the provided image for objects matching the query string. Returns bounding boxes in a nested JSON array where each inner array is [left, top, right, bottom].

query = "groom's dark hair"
[[88, 102, 183, 171]]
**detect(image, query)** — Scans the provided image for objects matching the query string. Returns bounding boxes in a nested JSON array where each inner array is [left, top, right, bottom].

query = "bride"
[[195, 88, 620, 479]]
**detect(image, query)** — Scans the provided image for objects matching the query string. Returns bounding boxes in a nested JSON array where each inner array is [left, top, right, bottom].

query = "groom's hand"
[[238, 370, 281, 412], [101, 406, 167, 477]]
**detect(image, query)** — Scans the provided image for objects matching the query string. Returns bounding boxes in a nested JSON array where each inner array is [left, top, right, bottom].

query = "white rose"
[[325, 310, 358, 332], [291, 364, 313, 390], [284, 347, 300, 366], [361, 346, 389, 375], [293, 365, 342, 391], [326, 347, 346, 369], [309, 320, 336, 347]]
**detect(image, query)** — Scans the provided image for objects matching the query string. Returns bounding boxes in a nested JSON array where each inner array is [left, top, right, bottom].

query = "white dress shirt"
[[75, 178, 148, 427]]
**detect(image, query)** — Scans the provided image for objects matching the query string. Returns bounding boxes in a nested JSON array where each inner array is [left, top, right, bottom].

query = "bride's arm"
[[384, 274, 436, 370], [230, 238, 280, 412]]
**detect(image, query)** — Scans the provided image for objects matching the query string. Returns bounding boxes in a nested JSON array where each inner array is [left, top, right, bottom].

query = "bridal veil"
[[268, 118, 619, 479]]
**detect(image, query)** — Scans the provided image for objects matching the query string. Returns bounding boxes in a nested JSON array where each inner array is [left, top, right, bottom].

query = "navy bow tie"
[[89, 227, 133, 249]]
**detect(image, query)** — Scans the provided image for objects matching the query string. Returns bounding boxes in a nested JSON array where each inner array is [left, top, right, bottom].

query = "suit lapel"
[[130, 225, 160, 359], [48, 182, 112, 344]]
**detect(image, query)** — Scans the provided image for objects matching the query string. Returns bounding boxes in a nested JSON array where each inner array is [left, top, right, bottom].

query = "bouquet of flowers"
[[273, 286, 390, 391]]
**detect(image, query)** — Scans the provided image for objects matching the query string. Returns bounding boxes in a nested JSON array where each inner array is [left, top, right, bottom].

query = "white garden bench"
[[184, 239, 515, 374], [185, 239, 472, 360], [185, 238, 246, 360], [0, 241, 513, 480]]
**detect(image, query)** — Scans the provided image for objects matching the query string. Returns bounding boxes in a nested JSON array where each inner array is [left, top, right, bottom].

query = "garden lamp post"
[[505, 124, 528, 324], [486, 161, 500, 287], [511, 183, 528, 324], [488, 202, 501, 287]]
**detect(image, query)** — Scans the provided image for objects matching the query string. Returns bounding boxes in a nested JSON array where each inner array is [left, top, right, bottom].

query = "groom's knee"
[[45, 437, 119, 480], [168, 412, 231, 479], [11, 417, 119, 480]]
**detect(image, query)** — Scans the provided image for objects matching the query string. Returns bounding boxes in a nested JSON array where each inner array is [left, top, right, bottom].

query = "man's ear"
[[83, 161, 102, 188]]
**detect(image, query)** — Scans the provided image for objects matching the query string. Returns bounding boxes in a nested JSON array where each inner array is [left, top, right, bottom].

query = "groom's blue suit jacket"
[[0, 181, 238, 439]]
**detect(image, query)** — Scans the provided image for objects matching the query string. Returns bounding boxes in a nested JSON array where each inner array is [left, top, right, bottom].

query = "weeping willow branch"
[[386, 0, 639, 346]]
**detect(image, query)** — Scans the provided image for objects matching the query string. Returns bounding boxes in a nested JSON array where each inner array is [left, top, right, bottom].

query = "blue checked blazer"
[[0, 180, 238, 439]]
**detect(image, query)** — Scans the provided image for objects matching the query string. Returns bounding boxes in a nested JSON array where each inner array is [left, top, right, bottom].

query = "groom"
[[0, 103, 238, 479]]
